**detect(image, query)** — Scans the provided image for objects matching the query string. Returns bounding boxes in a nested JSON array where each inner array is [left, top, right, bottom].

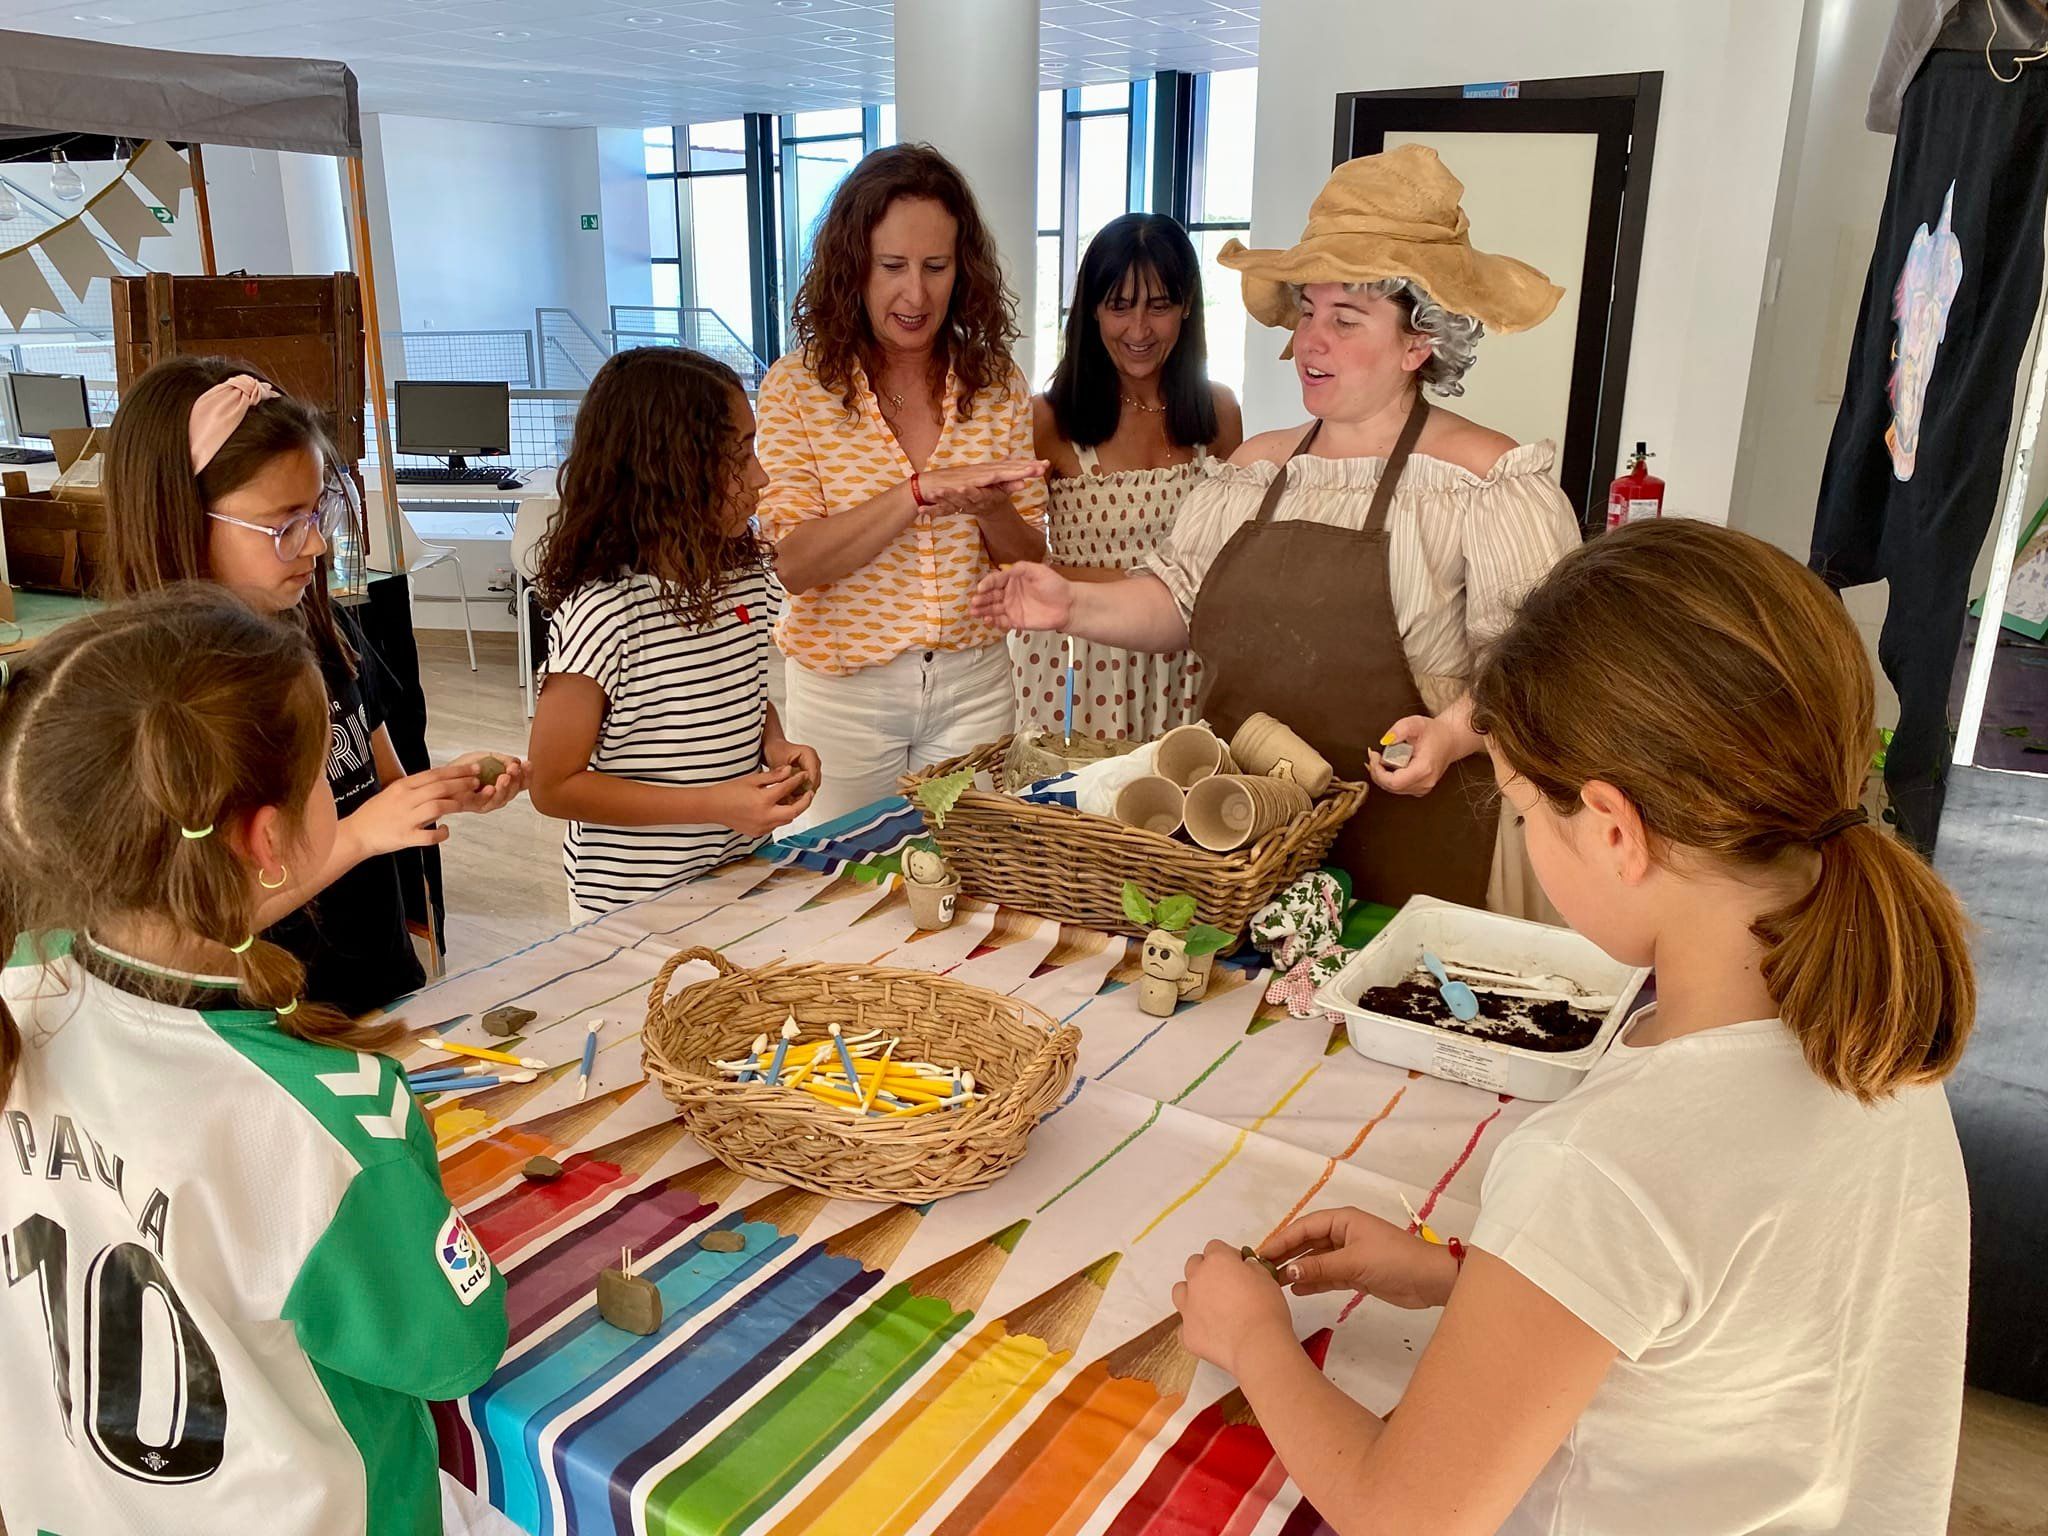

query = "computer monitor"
[[6, 372, 90, 441], [394, 380, 511, 470]]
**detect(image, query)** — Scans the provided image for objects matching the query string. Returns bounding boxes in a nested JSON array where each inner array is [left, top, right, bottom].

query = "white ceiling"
[[0, 0, 1261, 129]]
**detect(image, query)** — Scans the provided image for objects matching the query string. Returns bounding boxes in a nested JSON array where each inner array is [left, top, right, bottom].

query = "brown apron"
[[1187, 402, 1499, 909]]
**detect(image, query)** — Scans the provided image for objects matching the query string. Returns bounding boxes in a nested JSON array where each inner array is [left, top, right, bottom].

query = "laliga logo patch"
[[437, 1210, 492, 1306]]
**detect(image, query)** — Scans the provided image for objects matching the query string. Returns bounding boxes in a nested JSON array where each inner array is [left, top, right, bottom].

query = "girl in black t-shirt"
[[101, 355, 527, 1016]]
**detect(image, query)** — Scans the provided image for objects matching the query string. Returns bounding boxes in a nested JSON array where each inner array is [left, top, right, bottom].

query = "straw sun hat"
[[1217, 144, 1563, 338]]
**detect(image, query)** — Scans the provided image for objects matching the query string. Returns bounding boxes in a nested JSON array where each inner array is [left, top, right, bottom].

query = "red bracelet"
[[910, 471, 930, 508], [1446, 1237, 1467, 1267]]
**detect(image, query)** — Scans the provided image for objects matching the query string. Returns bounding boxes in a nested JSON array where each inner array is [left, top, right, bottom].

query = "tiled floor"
[[417, 628, 2048, 1536]]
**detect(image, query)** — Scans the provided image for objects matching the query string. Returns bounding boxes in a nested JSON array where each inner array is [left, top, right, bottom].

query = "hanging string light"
[[49, 147, 85, 203]]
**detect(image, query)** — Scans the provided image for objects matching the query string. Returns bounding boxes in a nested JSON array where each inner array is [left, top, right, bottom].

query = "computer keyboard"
[[0, 445, 57, 465], [393, 465, 525, 488]]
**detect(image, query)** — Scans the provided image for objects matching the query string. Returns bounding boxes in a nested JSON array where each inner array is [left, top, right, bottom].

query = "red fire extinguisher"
[[1606, 442, 1665, 531]]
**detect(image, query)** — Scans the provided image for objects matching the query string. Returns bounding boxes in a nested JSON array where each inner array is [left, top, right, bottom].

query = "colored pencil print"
[[474, 1186, 830, 1534], [768, 1252, 1120, 1536], [430, 1063, 576, 1148], [932, 1313, 1198, 1536], [467, 1118, 687, 1256], [641, 1219, 1029, 1536], [549, 1203, 926, 1536], [438, 1084, 642, 1207], [1103, 1330, 1333, 1536], [499, 1161, 742, 1348]]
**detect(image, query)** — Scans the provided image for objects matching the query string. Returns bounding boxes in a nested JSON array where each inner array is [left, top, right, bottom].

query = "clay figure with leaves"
[[1125, 882, 1232, 1016]]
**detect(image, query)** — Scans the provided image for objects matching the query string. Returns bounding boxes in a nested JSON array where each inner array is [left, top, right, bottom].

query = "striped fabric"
[[755, 354, 1048, 676], [1147, 441, 1583, 709], [545, 569, 779, 913]]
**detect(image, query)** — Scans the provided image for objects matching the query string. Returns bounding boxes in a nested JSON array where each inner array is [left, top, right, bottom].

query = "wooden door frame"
[[1333, 73, 1662, 530]]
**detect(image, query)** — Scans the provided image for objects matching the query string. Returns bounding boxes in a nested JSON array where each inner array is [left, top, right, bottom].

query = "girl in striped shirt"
[[527, 347, 820, 919]]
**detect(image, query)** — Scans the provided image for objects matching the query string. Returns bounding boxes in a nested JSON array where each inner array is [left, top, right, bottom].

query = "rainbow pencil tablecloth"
[[409, 801, 1535, 1536]]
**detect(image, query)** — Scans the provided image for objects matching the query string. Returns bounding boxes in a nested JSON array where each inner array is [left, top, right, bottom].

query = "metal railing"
[[363, 388, 583, 475], [535, 307, 611, 388], [387, 328, 538, 387], [608, 305, 769, 389]]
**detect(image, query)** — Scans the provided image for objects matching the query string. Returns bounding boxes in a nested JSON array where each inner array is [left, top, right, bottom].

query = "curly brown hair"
[[534, 347, 767, 630], [791, 142, 1021, 418]]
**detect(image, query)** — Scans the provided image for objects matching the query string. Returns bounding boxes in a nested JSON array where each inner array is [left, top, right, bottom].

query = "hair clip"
[[230, 935, 255, 955], [181, 824, 215, 840], [0, 659, 11, 691], [276, 998, 299, 1017]]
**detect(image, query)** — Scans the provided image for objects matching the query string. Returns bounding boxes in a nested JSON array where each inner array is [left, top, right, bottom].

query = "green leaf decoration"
[[1184, 924, 1233, 958], [1121, 881, 1156, 927], [915, 770, 976, 828], [1154, 894, 1198, 933]]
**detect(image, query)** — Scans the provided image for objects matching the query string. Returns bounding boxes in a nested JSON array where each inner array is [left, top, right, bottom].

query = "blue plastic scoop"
[[1421, 950, 1481, 1022]]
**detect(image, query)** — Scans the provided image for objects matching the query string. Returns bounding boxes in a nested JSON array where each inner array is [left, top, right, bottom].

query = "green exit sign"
[[149, 205, 174, 225], [579, 213, 600, 231]]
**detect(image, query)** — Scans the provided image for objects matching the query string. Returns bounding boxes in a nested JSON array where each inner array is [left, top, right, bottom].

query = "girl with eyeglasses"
[[101, 355, 526, 1017]]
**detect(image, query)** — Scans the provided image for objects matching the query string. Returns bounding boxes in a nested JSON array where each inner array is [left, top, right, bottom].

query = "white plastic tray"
[[1314, 896, 1651, 1101]]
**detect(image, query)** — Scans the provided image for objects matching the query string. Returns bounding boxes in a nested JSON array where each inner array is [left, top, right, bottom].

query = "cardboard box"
[[48, 427, 104, 507]]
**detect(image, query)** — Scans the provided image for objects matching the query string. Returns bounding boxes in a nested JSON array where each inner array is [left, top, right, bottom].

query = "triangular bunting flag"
[[129, 140, 190, 209], [0, 249, 66, 328], [89, 176, 164, 260], [38, 219, 119, 301]]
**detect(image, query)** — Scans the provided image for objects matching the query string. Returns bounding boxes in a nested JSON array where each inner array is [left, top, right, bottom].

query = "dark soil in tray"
[[1360, 980, 1604, 1053]]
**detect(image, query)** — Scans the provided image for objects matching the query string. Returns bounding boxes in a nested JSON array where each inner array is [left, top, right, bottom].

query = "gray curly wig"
[[1287, 278, 1484, 397]]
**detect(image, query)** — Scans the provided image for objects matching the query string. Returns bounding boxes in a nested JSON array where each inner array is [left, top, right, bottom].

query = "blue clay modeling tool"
[[1422, 950, 1480, 1022]]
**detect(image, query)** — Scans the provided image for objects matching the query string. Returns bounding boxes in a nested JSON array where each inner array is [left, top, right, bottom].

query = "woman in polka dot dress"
[[1017, 214, 1244, 741]]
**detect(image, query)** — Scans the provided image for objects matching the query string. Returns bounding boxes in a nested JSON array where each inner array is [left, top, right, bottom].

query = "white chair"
[[398, 509, 477, 672], [510, 484, 556, 718]]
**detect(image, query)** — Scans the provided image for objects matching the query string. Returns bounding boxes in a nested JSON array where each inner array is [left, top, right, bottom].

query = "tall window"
[[1188, 69, 1257, 393], [1034, 81, 1154, 386], [642, 74, 1252, 390], [645, 122, 758, 359], [776, 107, 895, 338]]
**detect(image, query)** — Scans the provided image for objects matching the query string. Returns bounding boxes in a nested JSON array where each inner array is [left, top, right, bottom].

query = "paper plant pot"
[[1155, 724, 1235, 788], [1229, 713, 1334, 799], [905, 872, 962, 930], [1183, 773, 1313, 852], [1114, 775, 1188, 837]]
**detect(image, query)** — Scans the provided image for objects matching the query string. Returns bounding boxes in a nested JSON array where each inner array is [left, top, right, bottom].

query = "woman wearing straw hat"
[[975, 146, 1581, 915]]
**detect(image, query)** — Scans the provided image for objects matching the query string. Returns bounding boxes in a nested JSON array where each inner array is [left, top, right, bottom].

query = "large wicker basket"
[[901, 737, 1367, 940], [642, 947, 1080, 1202]]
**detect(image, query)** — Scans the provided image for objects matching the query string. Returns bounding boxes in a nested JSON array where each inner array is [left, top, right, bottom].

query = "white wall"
[[597, 127, 654, 318], [364, 114, 611, 339], [1245, 0, 1807, 525]]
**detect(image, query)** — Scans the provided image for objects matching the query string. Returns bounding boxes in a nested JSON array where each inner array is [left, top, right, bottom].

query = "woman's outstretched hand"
[[972, 561, 1074, 632]]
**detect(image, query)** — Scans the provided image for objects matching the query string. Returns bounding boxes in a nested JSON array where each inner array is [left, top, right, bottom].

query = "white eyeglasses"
[[207, 474, 358, 563]]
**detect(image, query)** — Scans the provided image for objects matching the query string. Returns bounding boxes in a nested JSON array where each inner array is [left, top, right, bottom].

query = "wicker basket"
[[901, 737, 1367, 940], [642, 947, 1080, 1202]]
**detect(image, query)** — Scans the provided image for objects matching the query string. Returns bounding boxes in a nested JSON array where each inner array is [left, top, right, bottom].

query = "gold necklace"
[[1121, 393, 1166, 414]]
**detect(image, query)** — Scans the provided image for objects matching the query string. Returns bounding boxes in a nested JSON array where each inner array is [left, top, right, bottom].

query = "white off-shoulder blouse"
[[1147, 441, 1582, 713]]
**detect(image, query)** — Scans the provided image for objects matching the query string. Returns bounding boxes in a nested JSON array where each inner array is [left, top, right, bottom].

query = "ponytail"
[[1757, 823, 1972, 1102], [0, 587, 402, 1102], [1472, 519, 1975, 1101]]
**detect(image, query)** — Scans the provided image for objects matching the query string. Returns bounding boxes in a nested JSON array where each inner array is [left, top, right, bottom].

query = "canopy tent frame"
[[0, 28, 405, 569]]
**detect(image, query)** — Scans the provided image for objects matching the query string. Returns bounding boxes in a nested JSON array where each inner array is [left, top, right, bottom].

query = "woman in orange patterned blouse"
[[757, 144, 1048, 827]]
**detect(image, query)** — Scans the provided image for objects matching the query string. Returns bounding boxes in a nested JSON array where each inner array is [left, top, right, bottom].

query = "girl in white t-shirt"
[[1174, 519, 1974, 1535], [0, 587, 509, 1536], [526, 346, 820, 919]]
